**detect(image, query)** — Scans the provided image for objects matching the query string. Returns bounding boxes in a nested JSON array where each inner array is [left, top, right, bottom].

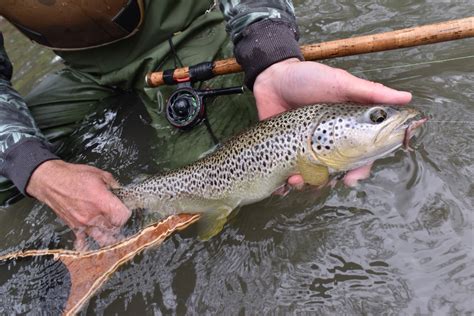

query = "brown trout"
[[114, 103, 425, 239]]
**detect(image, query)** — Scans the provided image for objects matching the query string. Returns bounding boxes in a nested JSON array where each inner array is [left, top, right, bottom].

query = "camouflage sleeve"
[[218, 0, 303, 89], [0, 33, 58, 194], [219, 0, 297, 41]]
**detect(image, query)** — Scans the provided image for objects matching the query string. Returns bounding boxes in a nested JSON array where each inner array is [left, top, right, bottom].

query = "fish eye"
[[369, 108, 388, 124]]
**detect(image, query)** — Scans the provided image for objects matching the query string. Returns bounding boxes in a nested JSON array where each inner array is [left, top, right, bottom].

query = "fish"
[[113, 103, 425, 239]]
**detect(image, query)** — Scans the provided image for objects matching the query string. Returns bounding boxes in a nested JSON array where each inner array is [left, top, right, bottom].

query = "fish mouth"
[[372, 108, 426, 155], [342, 114, 427, 171], [402, 117, 428, 150]]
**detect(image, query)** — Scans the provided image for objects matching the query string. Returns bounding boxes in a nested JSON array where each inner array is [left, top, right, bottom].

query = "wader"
[[0, 1, 257, 205]]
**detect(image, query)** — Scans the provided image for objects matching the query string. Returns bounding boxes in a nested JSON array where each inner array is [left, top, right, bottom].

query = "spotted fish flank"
[[114, 103, 425, 239]]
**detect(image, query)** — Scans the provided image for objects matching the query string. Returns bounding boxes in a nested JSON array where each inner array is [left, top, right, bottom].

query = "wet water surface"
[[0, 1, 473, 314]]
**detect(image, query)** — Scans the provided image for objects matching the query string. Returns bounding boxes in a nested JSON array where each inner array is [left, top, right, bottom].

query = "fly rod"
[[146, 16, 474, 87]]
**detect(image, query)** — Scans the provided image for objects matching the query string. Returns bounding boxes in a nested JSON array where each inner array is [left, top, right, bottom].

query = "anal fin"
[[197, 207, 233, 240]]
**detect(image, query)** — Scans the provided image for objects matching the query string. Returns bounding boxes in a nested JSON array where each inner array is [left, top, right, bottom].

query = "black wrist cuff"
[[0, 138, 59, 195], [0, 33, 13, 82], [234, 19, 304, 90]]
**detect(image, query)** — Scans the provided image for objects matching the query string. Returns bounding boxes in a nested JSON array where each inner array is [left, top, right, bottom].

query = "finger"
[[343, 163, 373, 187], [87, 226, 118, 247], [73, 230, 89, 252], [88, 214, 115, 230], [339, 73, 412, 105], [287, 174, 305, 190], [102, 192, 132, 227]]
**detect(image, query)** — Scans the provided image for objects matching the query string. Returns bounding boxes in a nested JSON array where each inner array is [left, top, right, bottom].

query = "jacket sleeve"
[[0, 33, 59, 195], [219, 0, 304, 89]]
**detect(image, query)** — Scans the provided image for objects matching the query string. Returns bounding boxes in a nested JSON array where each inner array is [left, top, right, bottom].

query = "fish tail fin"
[[197, 207, 232, 240]]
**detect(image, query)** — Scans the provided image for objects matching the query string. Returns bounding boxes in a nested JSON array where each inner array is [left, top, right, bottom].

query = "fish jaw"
[[373, 107, 419, 145], [403, 117, 428, 150]]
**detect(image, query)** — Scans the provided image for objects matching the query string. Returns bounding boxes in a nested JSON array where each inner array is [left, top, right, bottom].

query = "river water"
[[0, 1, 473, 315]]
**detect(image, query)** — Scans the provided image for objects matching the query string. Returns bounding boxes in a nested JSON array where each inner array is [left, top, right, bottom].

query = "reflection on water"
[[0, 256, 70, 314], [1, 1, 473, 314]]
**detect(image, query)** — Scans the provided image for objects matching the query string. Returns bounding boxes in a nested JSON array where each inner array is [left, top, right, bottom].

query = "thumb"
[[277, 61, 412, 106], [340, 74, 412, 105]]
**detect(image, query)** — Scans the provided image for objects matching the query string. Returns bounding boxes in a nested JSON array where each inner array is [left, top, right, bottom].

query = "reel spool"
[[166, 85, 244, 130]]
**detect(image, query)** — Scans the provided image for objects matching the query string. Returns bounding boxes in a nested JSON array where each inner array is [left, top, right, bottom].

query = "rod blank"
[[146, 16, 474, 87]]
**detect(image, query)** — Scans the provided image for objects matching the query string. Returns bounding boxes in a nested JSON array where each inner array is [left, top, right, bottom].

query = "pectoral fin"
[[296, 155, 329, 187], [197, 207, 233, 240]]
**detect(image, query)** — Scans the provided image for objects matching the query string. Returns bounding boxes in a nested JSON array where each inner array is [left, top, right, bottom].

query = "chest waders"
[[0, 0, 257, 205]]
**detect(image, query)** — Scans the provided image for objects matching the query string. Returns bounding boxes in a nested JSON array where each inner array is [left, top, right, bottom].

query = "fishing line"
[[353, 54, 474, 74], [352, 55, 474, 126], [426, 120, 474, 124]]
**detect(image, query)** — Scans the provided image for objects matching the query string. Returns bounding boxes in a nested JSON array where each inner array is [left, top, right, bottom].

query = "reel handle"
[[198, 86, 244, 98]]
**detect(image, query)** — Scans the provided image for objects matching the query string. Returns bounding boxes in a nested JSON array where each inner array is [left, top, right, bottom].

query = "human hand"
[[26, 160, 131, 250], [253, 58, 412, 186]]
